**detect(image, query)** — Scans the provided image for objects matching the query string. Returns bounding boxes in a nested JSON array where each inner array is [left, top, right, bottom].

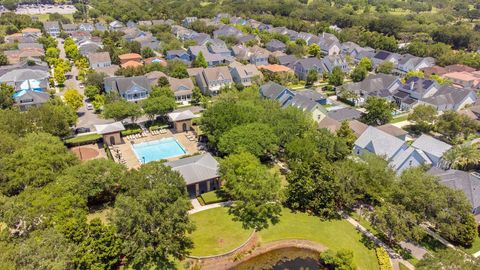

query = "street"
[[55, 38, 114, 130]]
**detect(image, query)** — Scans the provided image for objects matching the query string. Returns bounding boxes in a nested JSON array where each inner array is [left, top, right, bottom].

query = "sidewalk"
[[188, 198, 232, 215], [344, 215, 415, 270]]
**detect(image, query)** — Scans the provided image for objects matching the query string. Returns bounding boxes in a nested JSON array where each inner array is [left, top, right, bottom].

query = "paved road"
[[55, 38, 114, 130]]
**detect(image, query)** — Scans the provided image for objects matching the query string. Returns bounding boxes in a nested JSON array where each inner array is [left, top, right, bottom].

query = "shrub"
[[376, 247, 393, 270]]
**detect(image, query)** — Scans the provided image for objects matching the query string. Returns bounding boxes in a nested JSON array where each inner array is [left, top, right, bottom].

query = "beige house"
[[95, 122, 125, 146], [167, 110, 197, 132]]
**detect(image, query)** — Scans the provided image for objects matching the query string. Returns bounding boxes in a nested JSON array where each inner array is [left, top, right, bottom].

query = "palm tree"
[[443, 144, 480, 170]]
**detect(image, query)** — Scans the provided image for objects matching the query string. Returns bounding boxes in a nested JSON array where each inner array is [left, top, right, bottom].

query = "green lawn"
[[189, 207, 253, 256], [463, 235, 480, 254], [189, 207, 379, 270], [30, 13, 74, 22], [399, 262, 410, 270], [390, 114, 409, 123], [197, 190, 225, 205], [65, 133, 101, 144]]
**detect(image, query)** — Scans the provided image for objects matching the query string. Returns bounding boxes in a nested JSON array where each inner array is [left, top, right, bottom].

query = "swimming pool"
[[132, 137, 187, 163]]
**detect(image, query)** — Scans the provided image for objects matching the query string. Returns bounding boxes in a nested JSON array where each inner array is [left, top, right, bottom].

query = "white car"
[[86, 104, 93, 110]]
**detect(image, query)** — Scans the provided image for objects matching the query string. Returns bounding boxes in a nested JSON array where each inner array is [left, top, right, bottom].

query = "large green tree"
[[362, 96, 394, 126], [218, 122, 279, 158], [142, 95, 176, 120], [408, 104, 437, 133], [0, 83, 15, 109], [112, 162, 193, 269], [102, 99, 143, 122], [436, 110, 479, 144], [192, 51, 208, 68], [328, 66, 345, 86], [220, 151, 282, 230]]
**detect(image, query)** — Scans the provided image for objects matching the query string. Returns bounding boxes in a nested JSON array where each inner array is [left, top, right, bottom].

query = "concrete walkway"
[[344, 215, 415, 270], [188, 198, 232, 215]]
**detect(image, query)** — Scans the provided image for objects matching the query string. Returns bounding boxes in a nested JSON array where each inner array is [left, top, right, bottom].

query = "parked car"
[[86, 104, 93, 110], [75, 127, 91, 134]]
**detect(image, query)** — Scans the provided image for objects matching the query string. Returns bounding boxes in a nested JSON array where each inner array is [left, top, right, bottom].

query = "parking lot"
[[15, 4, 77, 15]]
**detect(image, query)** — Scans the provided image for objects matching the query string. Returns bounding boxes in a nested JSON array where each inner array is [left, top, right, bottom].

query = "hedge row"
[[376, 247, 393, 270]]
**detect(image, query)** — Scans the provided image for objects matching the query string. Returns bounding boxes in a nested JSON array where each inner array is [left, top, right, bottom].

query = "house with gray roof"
[[260, 81, 327, 122], [78, 40, 103, 56], [278, 54, 298, 68], [237, 34, 258, 45], [195, 66, 233, 95], [14, 89, 51, 112], [315, 32, 341, 56], [292, 57, 325, 80], [322, 54, 349, 73], [0, 68, 50, 92], [79, 23, 94, 32], [18, 43, 43, 50], [229, 62, 262, 87], [95, 22, 107, 31], [327, 107, 363, 121], [207, 41, 231, 58], [87, 52, 112, 69], [165, 153, 220, 196], [190, 33, 212, 46], [166, 49, 190, 63], [104, 76, 151, 102], [109, 20, 124, 31], [182, 17, 197, 27], [342, 74, 402, 105], [213, 25, 243, 39], [370, 50, 401, 67], [43, 21, 60, 37], [61, 23, 78, 35], [411, 134, 452, 167], [395, 54, 435, 75], [419, 86, 477, 112], [428, 167, 480, 215], [266, 39, 286, 52], [354, 126, 432, 173], [168, 77, 194, 102], [188, 45, 233, 67]]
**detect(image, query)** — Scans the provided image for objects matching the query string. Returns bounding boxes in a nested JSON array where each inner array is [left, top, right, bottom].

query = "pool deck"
[[113, 129, 200, 169]]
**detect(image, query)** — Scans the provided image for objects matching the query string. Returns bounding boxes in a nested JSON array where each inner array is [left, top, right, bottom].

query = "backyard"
[[189, 207, 379, 270]]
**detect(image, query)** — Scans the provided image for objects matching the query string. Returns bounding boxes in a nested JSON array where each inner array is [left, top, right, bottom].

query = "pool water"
[[132, 137, 186, 163]]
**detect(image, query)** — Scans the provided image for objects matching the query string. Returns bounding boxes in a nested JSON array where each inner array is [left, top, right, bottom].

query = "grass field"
[[197, 190, 225, 205], [189, 207, 379, 270], [463, 235, 480, 254], [390, 114, 409, 123], [65, 133, 101, 144], [30, 13, 74, 22]]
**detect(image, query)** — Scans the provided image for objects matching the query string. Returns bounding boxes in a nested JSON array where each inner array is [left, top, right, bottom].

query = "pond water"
[[234, 247, 322, 270]]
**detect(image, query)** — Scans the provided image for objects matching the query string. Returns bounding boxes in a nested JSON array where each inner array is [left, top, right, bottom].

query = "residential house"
[[0, 59, 49, 77], [18, 43, 43, 50], [237, 34, 258, 45], [87, 52, 112, 69], [354, 126, 432, 173], [109, 20, 124, 31], [126, 20, 136, 28], [164, 153, 220, 196], [229, 62, 262, 87], [327, 107, 364, 122], [166, 49, 190, 62], [421, 66, 448, 77], [195, 66, 233, 95], [322, 54, 349, 73], [182, 17, 197, 27], [420, 85, 477, 112], [62, 23, 78, 35], [78, 23, 94, 32], [266, 39, 287, 52], [168, 77, 194, 102], [104, 76, 152, 102], [316, 32, 341, 56], [43, 21, 60, 37], [144, 56, 167, 66], [442, 72, 480, 89], [118, 53, 142, 68], [21, 28, 41, 39], [213, 25, 243, 39], [395, 54, 435, 75], [207, 41, 231, 58], [377, 124, 408, 140], [188, 45, 233, 67], [78, 40, 103, 56], [172, 25, 200, 41], [295, 89, 327, 105], [392, 77, 439, 111], [246, 45, 270, 66], [95, 22, 108, 31], [145, 71, 167, 85], [370, 50, 401, 67], [428, 167, 480, 215], [190, 33, 213, 46], [258, 64, 295, 79], [260, 81, 327, 122], [14, 90, 51, 111], [292, 57, 324, 80], [4, 48, 44, 64], [277, 54, 298, 68], [342, 74, 402, 105], [411, 134, 452, 167], [0, 68, 50, 92]]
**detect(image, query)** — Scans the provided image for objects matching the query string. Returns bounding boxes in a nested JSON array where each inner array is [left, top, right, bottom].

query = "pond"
[[234, 247, 323, 270]]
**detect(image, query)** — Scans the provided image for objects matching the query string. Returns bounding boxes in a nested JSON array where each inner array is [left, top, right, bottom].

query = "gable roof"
[[95, 121, 125, 134], [87, 52, 111, 64], [164, 153, 219, 185], [259, 81, 290, 100], [167, 110, 196, 122], [14, 90, 50, 105], [327, 107, 363, 121], [104, 76, 151, 96], [377, 124, 408, 138], [411, 134, 452, 158], [345, 73, 399, 95], [202, 66, 232, 83], [428, 167, 480, 212], [355, 126, 406, 159]]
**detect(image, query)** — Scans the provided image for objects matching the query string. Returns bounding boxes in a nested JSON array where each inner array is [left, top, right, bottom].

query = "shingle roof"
[[411, 134, 452, 158], [259, 81, 289, 99], [167, 110, 196, 122], [377, 124, 408, 138], [104, 76, 151, 96], [165, 153, 219, 185], [355, 126, 406, 159], [14, 90, 50, 105], [95, 121, 125, 134], [87, 52, 111, 64], [327, 107, 363, 121], [428, 167, 480, 212]]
